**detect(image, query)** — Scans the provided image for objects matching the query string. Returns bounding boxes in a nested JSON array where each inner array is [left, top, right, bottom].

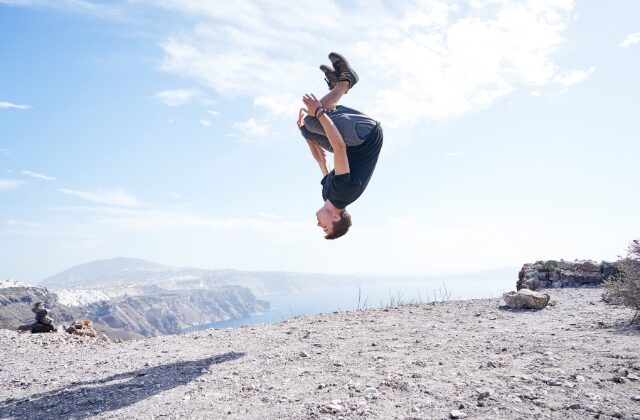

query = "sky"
[[1, 0, 639, 283]]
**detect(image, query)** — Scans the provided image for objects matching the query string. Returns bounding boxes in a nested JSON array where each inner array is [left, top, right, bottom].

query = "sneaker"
[[328, 52, 359, 90], [320, 64, 338, 90]]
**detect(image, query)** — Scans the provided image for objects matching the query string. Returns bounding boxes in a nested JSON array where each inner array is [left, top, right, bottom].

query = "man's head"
[[316, 206, 352, 239]]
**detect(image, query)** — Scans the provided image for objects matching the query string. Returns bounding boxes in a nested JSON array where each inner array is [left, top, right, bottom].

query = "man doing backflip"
[[298, 52, 383, 239]]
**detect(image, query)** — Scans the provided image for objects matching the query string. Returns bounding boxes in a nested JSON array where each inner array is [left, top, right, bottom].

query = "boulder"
[[503, 289, 550, 309]]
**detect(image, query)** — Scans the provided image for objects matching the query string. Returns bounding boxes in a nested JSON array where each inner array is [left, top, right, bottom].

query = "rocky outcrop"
[[517, 260, 620, 291], [0, 284, 269, 340], [503, 289, 550, 309]]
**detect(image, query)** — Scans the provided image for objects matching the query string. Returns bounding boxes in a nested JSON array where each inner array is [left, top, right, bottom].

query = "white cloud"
[[154, 88, 202, 106], [254, 94, 300, 117], [103, 210, 309, 234], [445, 151, 463, 157], [207, 110, 222, 118], [199, 118, 210, 126], [553, 67, 595, 86], [234, 118, 269, 137], [618, 32, 640, 48], [51, 205, 311, 235], [21, 170, 56, 181], [0, 101, 31, 110], [0, 179, 26, 190], [152, 0, 577, 127], [0, 148, 10, 156], [59, 188, 143, 207]]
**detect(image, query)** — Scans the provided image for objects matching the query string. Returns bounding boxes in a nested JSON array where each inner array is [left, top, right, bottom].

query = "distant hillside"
[[41, 257, 350, 295], [42, 257, 205, 289]]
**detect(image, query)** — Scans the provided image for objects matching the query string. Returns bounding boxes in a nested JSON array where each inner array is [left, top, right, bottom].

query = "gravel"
[[1, 288, 639, 419]]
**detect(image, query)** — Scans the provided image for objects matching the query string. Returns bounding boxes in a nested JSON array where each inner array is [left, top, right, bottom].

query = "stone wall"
[[517, 260, 620, 291]]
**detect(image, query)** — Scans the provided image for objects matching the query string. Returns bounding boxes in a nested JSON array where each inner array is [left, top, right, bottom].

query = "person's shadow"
[[0, 352, 245, 419]]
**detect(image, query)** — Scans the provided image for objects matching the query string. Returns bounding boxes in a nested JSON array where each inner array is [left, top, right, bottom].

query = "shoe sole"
[[328, 52, 359, 84], [319, 64, 337, 79], [319, 64, 338, 89]]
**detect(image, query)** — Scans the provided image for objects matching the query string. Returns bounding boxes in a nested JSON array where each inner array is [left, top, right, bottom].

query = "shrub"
[[605, 240, 640, 323]]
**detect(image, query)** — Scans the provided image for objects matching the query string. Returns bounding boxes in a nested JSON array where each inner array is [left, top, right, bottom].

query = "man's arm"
[[298, 108, 329, 176], [302, 94, 350, 175], [306, 140, 329, 176]]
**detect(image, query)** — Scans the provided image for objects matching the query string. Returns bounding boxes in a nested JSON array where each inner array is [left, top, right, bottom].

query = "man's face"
[[316, 207, 337, 236]]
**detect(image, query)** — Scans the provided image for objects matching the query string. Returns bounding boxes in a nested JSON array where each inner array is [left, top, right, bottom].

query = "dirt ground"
[[1, 287, 639, 419]]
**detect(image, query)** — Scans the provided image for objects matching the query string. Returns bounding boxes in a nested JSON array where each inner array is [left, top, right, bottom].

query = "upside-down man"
[[298, 52, 383, 239]]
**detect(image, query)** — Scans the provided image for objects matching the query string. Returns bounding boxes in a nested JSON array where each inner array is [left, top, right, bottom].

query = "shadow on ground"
[[0, 352, 245, 419]]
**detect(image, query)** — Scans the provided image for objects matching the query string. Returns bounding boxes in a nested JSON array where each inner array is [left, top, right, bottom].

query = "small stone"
[[321, 403, 344, 414], [627, 373, 639, 381], [567, 403, 581, 410], [299, 351, 309, 358], [476, 388, 494, 400], [450, 410, 467, 419], [632, 395, 640, 401]]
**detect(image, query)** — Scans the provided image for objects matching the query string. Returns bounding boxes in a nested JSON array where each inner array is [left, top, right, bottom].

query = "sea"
[[186, 267, 518, 331]]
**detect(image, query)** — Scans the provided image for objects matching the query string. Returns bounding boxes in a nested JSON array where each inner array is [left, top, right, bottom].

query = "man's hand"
[[297, 108, 306, 129], [302, 93, 322, 117]]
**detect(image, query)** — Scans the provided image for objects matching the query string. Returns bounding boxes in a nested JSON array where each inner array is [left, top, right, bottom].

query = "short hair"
[[325, 209, 352, 240]]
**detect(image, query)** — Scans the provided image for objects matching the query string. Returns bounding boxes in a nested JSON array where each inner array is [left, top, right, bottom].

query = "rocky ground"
[[1, 288, 639, 420]]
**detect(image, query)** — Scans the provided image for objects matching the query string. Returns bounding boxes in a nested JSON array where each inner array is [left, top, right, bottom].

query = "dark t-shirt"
[[321, 124, 383, 209]]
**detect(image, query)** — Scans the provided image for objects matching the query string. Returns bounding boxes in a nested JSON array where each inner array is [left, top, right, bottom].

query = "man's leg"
[[319, 81, 349, 111]]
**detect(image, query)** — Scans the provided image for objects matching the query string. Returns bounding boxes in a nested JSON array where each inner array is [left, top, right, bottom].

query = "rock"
[[450, 409, 467, 419], [503, 289, 550, 309], [320, 403, 344, 414], [476, 388, 494, 400], [299, 351, 309, 358], [631, 396, 640, 401], [627, 373, 639, 381]]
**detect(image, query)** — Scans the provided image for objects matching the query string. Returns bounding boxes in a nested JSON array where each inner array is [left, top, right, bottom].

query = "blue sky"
[[1, 0, 639, 282]]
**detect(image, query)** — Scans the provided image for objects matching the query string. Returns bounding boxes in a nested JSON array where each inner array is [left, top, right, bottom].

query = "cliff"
[[0, 284, 268, 340]]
